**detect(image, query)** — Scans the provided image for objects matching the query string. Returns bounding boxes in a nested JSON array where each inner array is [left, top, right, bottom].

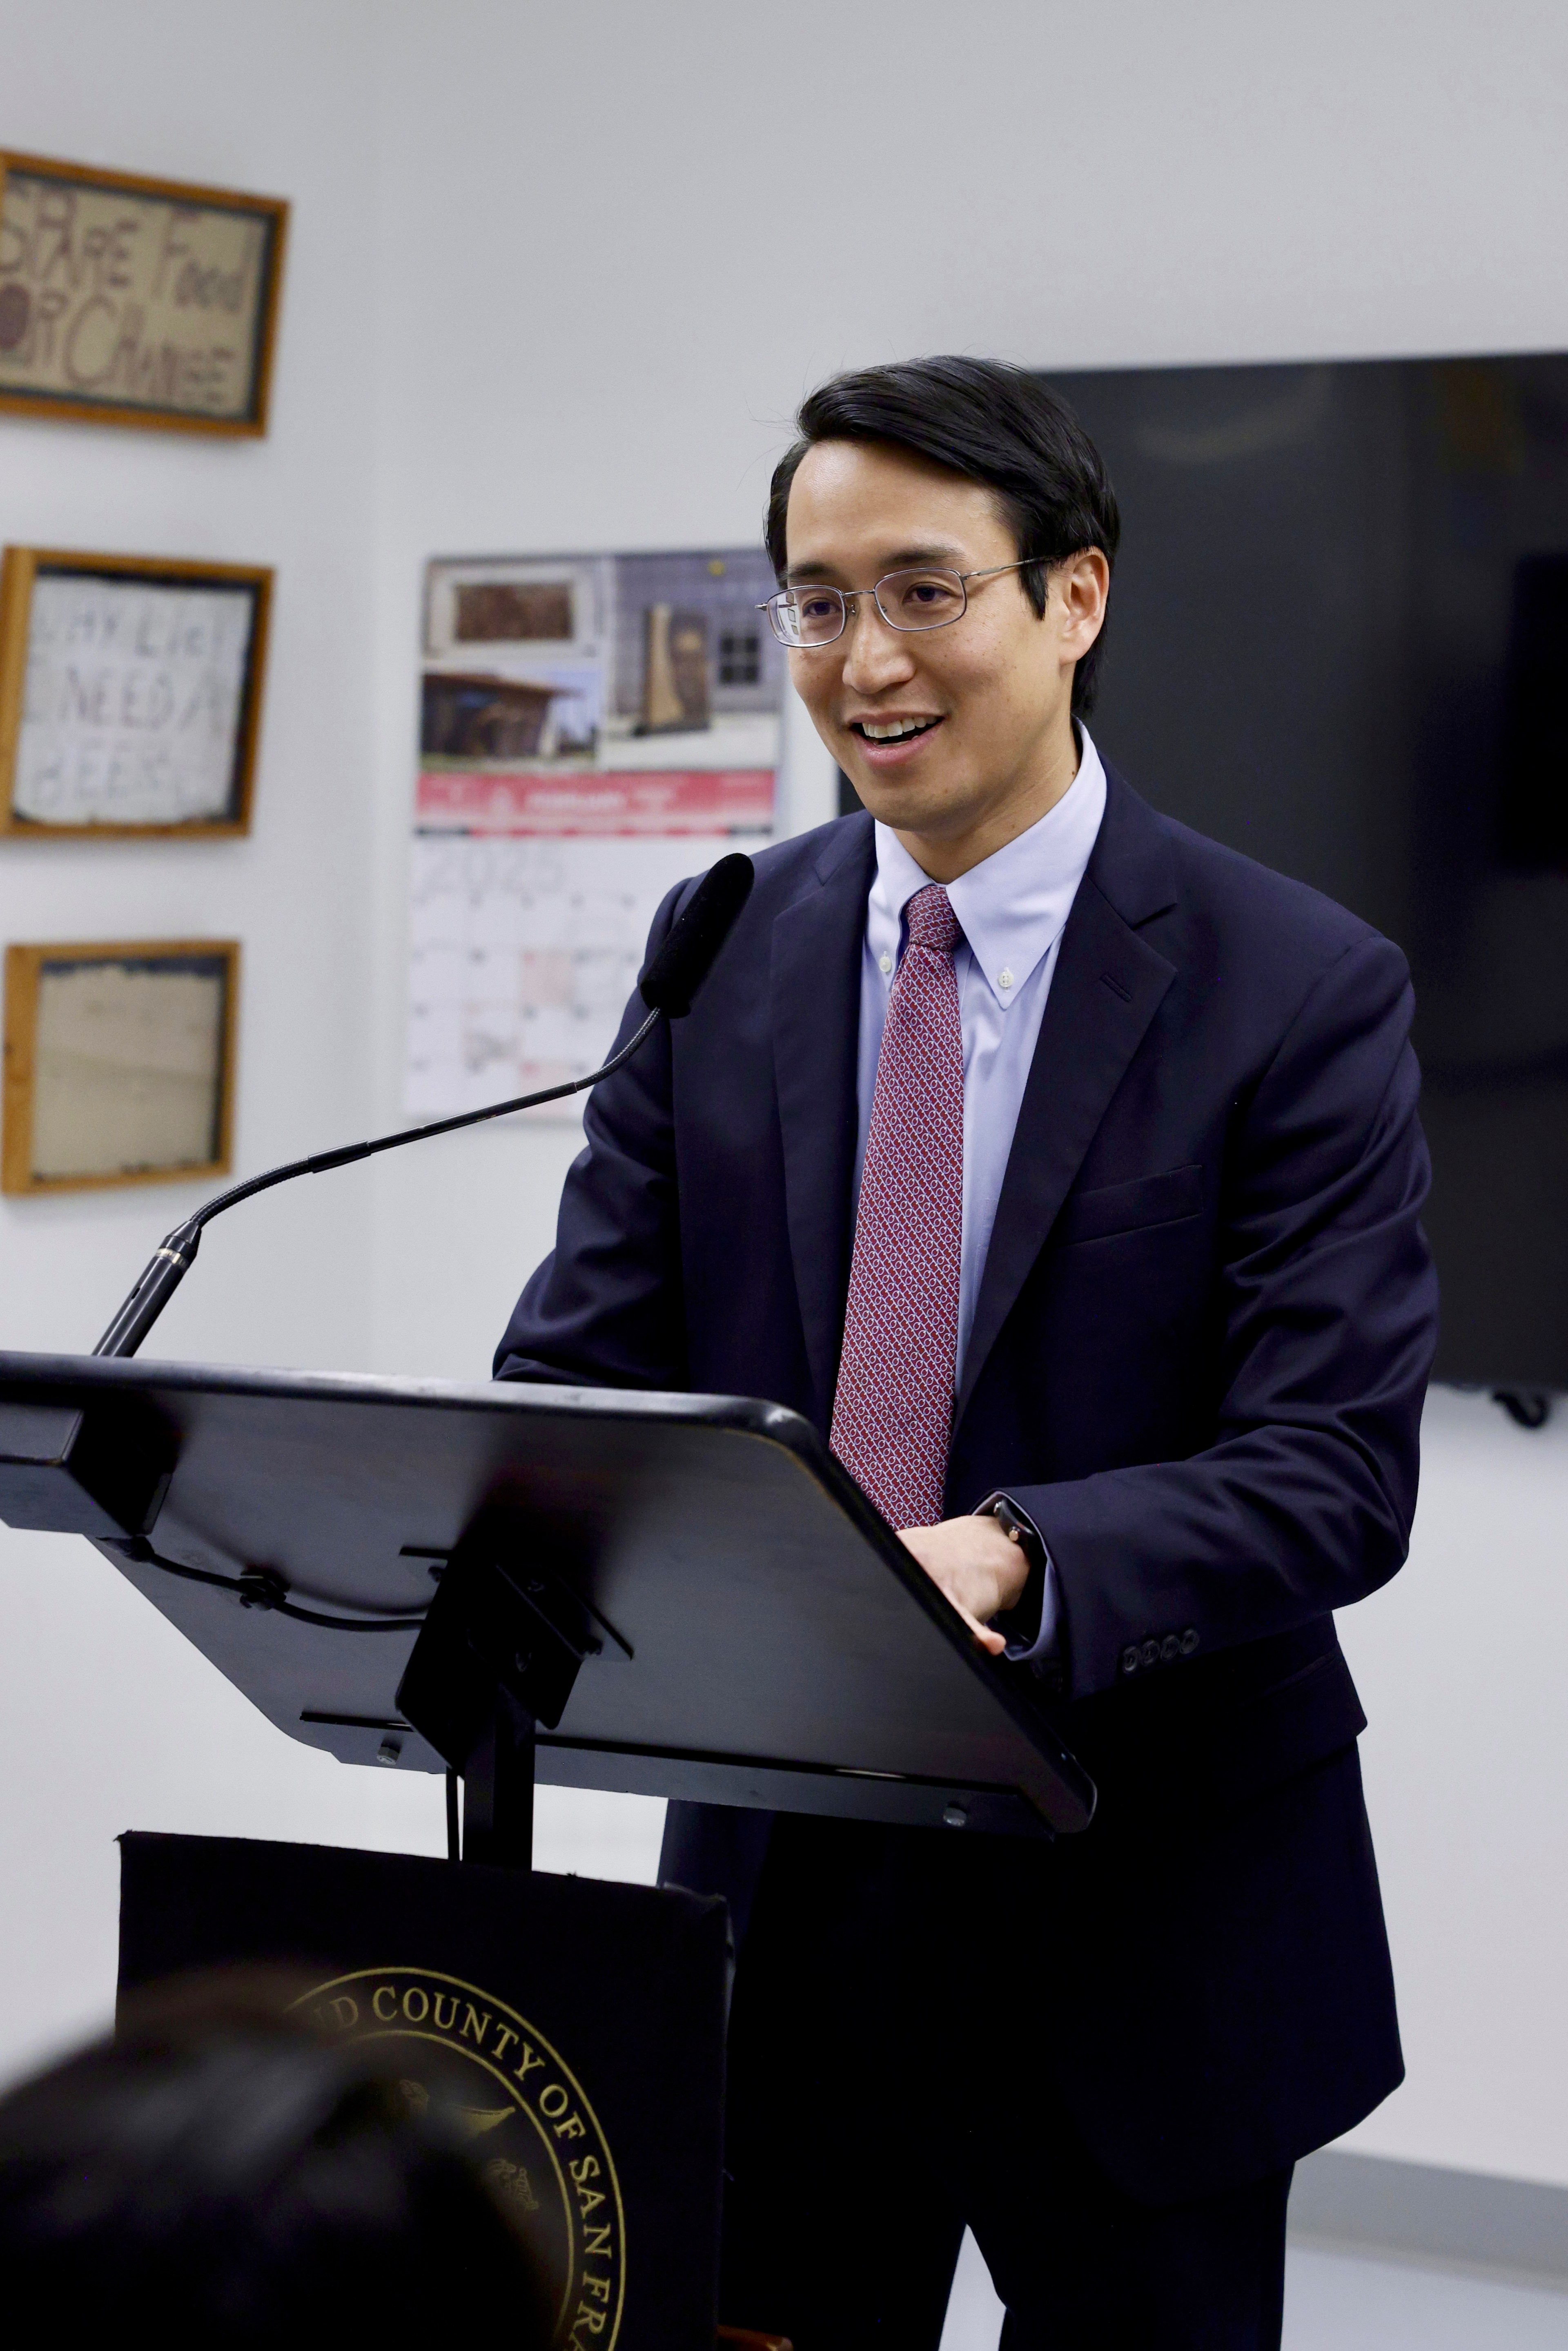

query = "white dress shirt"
[[855, 728, 1107, 1370], [854, 727, 1108, 1648]]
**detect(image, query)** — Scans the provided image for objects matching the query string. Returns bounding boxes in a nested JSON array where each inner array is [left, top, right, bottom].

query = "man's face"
[[782, 438, 1105, 848]]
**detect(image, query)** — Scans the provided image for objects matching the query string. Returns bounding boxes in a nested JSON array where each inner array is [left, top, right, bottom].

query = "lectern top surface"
[[0, 1351, 1092, 1835]]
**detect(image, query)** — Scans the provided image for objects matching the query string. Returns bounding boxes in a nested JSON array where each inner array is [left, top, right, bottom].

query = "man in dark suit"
[[496, 358, 1439, 2349]]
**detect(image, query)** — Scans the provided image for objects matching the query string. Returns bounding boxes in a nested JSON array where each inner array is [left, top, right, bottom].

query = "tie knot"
[[903, 883, 960, 957]]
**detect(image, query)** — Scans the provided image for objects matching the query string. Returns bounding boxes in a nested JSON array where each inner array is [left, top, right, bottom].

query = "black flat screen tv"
[[1058, 353, 1568, 1394], [847, 352, 1568, 1392]]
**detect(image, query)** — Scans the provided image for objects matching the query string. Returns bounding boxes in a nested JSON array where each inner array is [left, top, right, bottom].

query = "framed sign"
[[2, 939, 238, 1196], [0, 548, 272, 836], [0, 151, 287, 435]]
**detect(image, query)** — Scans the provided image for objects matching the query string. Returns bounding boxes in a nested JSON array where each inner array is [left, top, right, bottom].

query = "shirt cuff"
[[974, 1490, 1062, 1666]]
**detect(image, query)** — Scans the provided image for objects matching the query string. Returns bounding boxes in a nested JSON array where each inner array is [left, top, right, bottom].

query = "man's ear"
[[1059, 549, 1110, 655]]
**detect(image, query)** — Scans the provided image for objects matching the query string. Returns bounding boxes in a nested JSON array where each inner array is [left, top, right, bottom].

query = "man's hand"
[[898, 1515, 1031, 1655]]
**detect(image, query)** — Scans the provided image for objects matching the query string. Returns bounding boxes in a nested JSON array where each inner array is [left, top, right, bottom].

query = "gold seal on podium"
[[296, 1966, 625, 2350]]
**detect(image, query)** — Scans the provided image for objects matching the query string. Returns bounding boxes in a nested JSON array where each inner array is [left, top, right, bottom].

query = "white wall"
[[0, 0, 384, 1375], [0, 0, 1564, 2188], [1337, 1387, 1568, 2186], [0, 0, 430, 2081]]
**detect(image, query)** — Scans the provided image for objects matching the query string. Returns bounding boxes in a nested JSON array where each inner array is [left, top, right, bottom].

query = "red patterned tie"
[[830, 882, 964, 1528]]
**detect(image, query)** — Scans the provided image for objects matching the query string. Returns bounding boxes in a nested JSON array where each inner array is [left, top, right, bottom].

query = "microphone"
[[637, 849, 755, 1015], [93, 852, 755, 1361]]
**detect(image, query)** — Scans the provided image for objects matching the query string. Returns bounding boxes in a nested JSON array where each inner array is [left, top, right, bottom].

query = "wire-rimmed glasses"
[[757, 558, 1036, 649]]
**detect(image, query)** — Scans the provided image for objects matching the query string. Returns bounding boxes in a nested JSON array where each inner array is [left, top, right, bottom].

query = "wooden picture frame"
[[0, 548, 272, 837], [0, 151, 287, 436], [2, 939, 239, 1196]]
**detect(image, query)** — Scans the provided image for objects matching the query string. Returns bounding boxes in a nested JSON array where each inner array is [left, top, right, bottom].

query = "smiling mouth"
[[850, 716, 943, 744]]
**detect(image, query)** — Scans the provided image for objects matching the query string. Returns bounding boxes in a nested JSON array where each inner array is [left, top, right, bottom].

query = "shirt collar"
[[867, 728, 1108, 1008]]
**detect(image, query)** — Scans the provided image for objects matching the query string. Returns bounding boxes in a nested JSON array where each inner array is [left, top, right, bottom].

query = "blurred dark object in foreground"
[[0, 1974, 552, 2348]]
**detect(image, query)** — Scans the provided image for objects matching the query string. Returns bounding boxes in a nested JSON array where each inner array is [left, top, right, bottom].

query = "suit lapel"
[[770, 816, 876, 1424], [956, 774, 1178, 1426]]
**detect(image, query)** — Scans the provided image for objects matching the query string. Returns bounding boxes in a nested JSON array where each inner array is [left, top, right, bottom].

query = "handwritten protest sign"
[[0, 152, 287, 433], [0, 551, 272, 835]]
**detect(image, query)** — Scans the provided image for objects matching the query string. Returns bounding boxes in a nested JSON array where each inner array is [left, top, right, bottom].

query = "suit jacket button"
[[1139, 1639, 1160, 1668], [1160, 1634, 1179, 1663], [1180, 1628, 1199, 1655], [1120, 1645, 1140, 1675]]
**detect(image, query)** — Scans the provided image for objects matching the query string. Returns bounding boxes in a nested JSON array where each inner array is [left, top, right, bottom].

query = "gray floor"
[[937, 2227, 1568, 2348]]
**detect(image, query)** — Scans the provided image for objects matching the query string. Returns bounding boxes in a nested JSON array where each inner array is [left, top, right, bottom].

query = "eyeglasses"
[[757, 559, 1037, 649]]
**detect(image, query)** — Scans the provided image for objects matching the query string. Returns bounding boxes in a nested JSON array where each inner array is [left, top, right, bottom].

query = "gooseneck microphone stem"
[[92, 1007, 664, 1361], [90, 846, 756, 1364]]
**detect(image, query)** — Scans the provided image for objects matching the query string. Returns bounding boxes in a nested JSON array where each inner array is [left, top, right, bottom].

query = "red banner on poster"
[[416, 768, 774, 836]]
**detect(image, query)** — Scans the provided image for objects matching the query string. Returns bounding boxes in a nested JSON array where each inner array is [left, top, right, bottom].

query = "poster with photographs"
[[405, 549, 780, 1118]]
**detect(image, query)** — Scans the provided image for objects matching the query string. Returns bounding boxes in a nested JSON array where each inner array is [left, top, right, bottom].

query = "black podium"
[[0, 1349, 1094, 1848], [1, 1347, 1094, 2347], [116, 1829, 733, 2351]]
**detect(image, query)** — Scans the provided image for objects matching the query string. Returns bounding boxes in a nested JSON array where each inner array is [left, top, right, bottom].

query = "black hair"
[[0, 1979, 552, 2349], [765, 355, 1120, 716]]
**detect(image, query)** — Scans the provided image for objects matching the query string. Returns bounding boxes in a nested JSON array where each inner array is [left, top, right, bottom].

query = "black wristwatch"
[[979, 1492, 1048, 1650]]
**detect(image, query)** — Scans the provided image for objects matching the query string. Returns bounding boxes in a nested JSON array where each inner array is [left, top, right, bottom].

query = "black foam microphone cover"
[[638, 852, 755, 1017]]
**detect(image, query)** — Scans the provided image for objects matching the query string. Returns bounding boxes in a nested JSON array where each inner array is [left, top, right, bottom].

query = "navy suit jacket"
[[495, 764, 1439, 2198]]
